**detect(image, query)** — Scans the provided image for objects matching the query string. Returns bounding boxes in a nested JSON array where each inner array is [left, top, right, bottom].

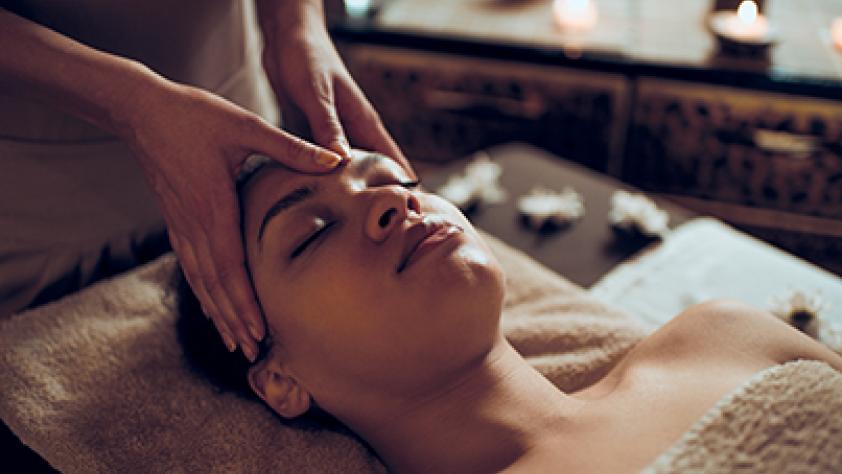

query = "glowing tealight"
[[709, 0, 771, 45], [344, 0, 372, 18], [737, 0, 758, 26], [553, 0, 598, 32]]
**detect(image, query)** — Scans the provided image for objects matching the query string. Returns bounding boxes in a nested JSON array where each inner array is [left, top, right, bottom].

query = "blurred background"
[[316, 0, 842, 276]]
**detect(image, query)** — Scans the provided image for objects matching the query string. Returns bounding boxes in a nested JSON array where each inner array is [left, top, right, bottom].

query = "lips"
[[397, 218, 462, 273]]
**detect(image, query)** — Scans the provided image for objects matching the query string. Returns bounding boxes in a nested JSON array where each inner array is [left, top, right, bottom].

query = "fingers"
[[171, 224, 242, 353], [164, 188, 262, 362], [296, 78, 352, 159], [171, 231, 225, 327], [245, 113, 343, 173], [194, 191, 264, 362], [335, 78, 415, 178]]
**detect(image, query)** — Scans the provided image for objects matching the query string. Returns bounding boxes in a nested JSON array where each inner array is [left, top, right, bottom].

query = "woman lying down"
[[175, 150, 842, 473]]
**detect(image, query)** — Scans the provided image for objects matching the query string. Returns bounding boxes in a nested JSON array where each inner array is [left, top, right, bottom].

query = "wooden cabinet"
[[626, 78, 842, 220], [342, 45, 630, 173], [625, 79, 842, 272]]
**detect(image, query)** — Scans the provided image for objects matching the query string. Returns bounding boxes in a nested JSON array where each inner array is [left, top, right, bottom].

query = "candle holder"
[[709, 0, 776, 56]]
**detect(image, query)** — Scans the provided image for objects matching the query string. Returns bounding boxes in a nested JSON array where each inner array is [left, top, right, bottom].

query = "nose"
[[365, 186, 421, 242]]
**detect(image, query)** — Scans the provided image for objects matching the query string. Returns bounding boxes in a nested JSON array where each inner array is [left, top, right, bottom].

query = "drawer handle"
[[421, 89, 546, 120], [752, 129, 818, 156]]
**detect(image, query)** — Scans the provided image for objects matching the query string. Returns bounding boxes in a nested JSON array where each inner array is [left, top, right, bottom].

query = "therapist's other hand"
[[257, 0, 415, 178], [125, 81, 342, 361]]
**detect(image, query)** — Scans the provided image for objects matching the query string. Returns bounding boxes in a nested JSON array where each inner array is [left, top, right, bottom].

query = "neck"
[[344, 337, 586, 473]]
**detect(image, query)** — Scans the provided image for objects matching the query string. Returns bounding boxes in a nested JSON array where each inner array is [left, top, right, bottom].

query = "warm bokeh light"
[[832, 17, 842, 51], [737, 1, 759, 26], [710, 0, 769, 42], [344, 0, 372, 18], [553, 0, 599, 31]]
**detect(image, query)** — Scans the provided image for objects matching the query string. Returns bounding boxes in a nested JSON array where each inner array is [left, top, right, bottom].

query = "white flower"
[[608, 190, 669, 238], [436, 152, 506, 210], [436, 175, 477, 209], [769, 290, 827, 338], [517, 186, 585, 228]]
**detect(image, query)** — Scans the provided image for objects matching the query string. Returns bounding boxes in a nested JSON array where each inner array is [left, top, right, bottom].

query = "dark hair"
[[174, 267, 260, 398]]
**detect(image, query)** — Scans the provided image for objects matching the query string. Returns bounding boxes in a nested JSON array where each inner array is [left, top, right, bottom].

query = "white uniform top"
[[0, 0, 278, 143]]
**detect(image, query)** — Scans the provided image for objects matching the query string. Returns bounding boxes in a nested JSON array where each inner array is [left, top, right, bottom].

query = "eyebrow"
[[254, 154, 391, 248], [257, 184, 318, 246]]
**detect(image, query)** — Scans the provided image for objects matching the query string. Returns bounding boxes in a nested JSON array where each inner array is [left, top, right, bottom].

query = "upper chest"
[[523, 314, 779, 473]]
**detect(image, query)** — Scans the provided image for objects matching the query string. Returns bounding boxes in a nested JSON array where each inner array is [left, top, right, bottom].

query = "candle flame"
[[737, 0, 758, 25], [567, 0, 590, 13], [553, 0, 598, 31]]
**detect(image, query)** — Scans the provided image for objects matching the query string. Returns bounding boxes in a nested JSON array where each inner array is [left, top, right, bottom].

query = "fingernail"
[[315, 150, 342, 168], [248, 321, 264, 340], [222, 333, 236, 352], [243, 344, 257, 363], [333, 139, 352, 159]]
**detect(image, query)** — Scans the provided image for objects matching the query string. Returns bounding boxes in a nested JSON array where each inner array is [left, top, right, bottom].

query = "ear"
[[247, 359, 311, 418]]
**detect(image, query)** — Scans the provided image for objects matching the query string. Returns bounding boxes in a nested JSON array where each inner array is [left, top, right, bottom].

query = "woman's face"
[[240, 151, 505, 408]]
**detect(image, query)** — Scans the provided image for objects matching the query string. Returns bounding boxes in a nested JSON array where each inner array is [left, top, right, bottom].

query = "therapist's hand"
[[125, 80, 342, 361], [256, 0, 415, 178]]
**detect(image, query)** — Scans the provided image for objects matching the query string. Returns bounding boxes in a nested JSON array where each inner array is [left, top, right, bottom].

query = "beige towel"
[[0, 233, 645, 472], [644, 360, 842, 473]]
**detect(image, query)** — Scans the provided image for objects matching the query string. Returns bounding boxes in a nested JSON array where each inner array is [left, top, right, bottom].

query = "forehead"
[[242, 151, 394, 203], [240, 152, 405, 234]]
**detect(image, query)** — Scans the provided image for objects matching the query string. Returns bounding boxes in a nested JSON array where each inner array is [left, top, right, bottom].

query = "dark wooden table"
[[418, 143, 695, 287]]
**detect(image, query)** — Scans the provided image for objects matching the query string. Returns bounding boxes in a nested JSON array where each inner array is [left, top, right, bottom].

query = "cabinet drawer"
[[341, 45, 630, 171], [626, 78, 842, 219]]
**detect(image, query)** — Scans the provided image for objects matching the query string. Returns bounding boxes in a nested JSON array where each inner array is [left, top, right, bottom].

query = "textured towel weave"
[[643, 360, 842, 473]]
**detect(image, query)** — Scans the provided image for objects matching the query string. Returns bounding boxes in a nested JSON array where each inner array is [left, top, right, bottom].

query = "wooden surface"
[[370, 0, 842, 87], [417, 143, 695, 287]]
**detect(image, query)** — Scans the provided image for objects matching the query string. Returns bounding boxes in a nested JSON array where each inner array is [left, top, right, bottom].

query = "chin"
[[427, 244, 505, 335]]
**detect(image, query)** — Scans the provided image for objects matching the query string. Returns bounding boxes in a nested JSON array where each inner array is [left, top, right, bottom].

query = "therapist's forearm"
[[255, 0, 325, 36], [0, 8, 168, 137]]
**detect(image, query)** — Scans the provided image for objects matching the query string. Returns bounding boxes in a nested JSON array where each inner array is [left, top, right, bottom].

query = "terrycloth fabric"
[[643, 360, 842, 473], [0, 233, 645, 473]]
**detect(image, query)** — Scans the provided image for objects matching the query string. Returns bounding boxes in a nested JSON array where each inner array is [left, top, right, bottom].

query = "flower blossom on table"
[[517, 186, 585, 229], [608, 190, 670, 238], [436, 152, 507, 210]]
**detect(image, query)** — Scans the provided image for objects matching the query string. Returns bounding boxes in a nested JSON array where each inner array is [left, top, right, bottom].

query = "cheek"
[[258, 249, 399, 367]]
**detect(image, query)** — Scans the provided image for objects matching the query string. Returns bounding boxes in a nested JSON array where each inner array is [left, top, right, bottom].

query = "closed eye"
[[291, 220, 336, 258], [289, 179, 417, 259]]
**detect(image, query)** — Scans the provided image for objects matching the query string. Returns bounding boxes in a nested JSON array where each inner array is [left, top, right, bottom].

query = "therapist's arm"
[[0, 8, 158, 136], [0, 8, 343, 361], [256, 0, 414, 177]]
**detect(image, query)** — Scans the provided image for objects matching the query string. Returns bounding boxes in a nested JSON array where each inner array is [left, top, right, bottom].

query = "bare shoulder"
[[648, 299, 842, 372]]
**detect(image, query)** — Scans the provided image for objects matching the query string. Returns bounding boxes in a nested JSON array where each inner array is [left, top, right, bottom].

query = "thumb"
[[302, 94, 352, 160], [246, 116, 343, 173]]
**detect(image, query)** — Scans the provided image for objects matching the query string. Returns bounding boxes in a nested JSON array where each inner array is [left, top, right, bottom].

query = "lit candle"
[[553, 0, 598, 32], [344, 0, 372, 18], [709, 0, 774, 47], [723, 0, 769, 41], [832, 17, 842, 51]]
